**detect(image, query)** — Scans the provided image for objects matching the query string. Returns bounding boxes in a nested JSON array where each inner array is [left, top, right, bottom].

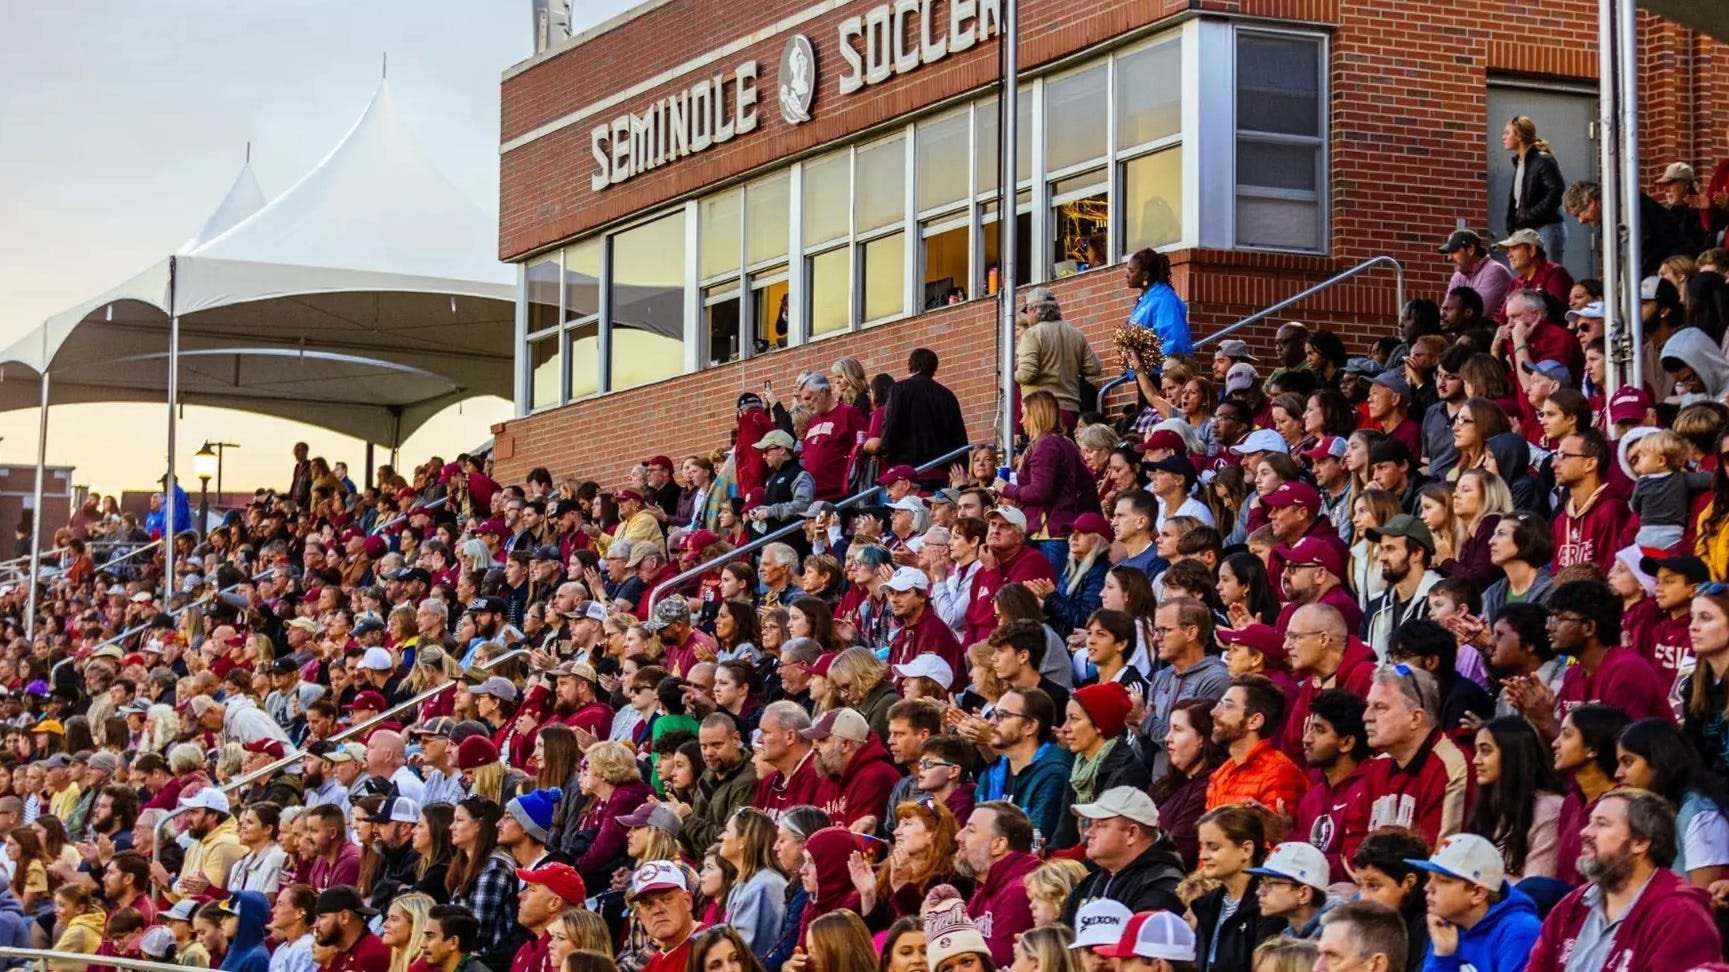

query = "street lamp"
[[194, 442, 218, 537]]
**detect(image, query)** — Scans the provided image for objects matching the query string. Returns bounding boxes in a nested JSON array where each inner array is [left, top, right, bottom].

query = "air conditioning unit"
[[533, 0, 571, 54]]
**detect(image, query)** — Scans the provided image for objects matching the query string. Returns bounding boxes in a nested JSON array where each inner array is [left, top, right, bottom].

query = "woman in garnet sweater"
[[997, 392, 1100, 575]]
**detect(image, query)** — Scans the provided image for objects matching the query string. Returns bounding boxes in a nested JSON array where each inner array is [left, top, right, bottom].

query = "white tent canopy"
[[0, 78, 514, 446]]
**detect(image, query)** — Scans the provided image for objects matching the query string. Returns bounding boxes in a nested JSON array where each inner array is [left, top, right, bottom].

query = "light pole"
[[206, 441, 240, 497], [194, 442, 217, 538]]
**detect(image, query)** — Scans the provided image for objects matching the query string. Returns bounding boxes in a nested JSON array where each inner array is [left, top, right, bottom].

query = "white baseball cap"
[[628, 860, 691, 900], [359, 646, 395, 671], [1070, 786, 1161, 830], [1405, 833, 1505, 892], [889, 496, 927, 513], [892, 655, 954, 691], [986, 506, 1029, 532], [1225, 361, 1259, 393], [1246, 841, 1331, 892], [883, 566, 931, 594], [1095, 911, 1195, 961], [1071, 899, 1133, 950], [1230, 428, 1289, 456], [177, 786, 231, 814]]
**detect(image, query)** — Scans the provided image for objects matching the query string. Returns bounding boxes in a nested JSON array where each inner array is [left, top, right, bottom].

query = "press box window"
[[610, 210, 687, 391], [1234, 31, 1326, 252]]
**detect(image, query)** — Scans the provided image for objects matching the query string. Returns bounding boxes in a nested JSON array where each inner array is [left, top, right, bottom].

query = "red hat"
[[1218, 623, 1288, 664], [682, 530, 721, 552], [339, 527, 364, 543], [121, 653, 146, 668], [363, 536, 389, 559], [809, 653, 838, 678], [244, 739, 287, 759], [348, 690, 387, 712], [456, 735, 499, 770], [1141, 429, 1188, 454], [515, 862, 588, 904], [1069, 512, 1111, 536], [875, 464, 919, 486], [1609, 386, 1653, 425], [642, 455, 674, 471], [1273, 536, 1346, 580], [1302, 436, 1349, 461], [1263, 482, 1321, 514], [475, 519, 510, 539], [1072, 683, 1133, 739], [395, 487, 419, 502], [616, 488, 646, 504]]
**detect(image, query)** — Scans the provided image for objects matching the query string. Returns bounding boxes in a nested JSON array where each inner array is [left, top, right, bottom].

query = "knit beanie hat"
[[923, 885, 990, 971], [1072, 682, 1133, 739], [507, 787, 562, 844], [456, 735, 499, 771]]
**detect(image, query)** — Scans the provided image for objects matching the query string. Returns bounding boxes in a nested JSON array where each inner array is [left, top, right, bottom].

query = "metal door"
[[1485, 83, 1600, 282]]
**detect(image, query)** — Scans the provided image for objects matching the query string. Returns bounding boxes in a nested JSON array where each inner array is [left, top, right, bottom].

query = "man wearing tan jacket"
[[1014, 287, 1103, 426]]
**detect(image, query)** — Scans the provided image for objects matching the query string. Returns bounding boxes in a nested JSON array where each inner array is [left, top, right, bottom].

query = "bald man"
[[1282, 604, 1378, 762], [363, 730, 425, 802]]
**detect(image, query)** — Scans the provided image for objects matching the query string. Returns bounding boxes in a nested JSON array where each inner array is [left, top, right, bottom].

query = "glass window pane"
[[1051, 183, 1107, 278], [567, 319, 599, 400], [1045, 65, 1107, 171], [529, 334, 561, 410], [700, 191, 741, 280], [1238, 141, 1319, 191], [705, 286, 742, 365], [526, 260, 559, 334], [808, 247, 852, 336], [804, 152, 851, 245], [980, 195, 1032, 297], [921, 218, 970, 308], [746, 172, 790, 266], [1116, 41, 1181, 150], [751, 269, 791, 351], [862, 233, 905, 323], [611, 210, 688, 390], [1236, 196, 1321, 251], [917, 112, 970, 212], [1122, 146, 1184, 250], [1237, 34, 1320, 136], [857, 137, 906, 233], [976, 89, 1032, 193], [563, 240, 600, 320]]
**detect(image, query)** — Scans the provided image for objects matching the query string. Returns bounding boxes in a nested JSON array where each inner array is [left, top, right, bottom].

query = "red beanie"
[[456, 735, 500, 770], [1072, 682, 1133, 739]]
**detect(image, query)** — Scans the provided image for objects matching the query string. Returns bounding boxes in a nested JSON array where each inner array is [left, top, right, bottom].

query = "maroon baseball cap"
[[642, 456, 673, 470], [348, 690, 387, 712], [1608, 387, 1652, 425], [1302, 436, 1349, 461], [616, 488, 646, 504], [475, 519, 509, 539], [1070, 512, 1111, 536], [875, 464, 918, 486], [1217, 623, 1287, 664], [1273, 536, 1346, 579], [809, 653, 838, 678], [1141, 429, 1188, 455], [1263, 482, 1322, 514]]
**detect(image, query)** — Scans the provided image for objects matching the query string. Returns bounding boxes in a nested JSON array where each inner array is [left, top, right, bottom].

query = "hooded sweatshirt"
[[1421, 883, 1540, 972], [0, 888, 30, 959], [219, 891, 271, 972], [1059, 838, 1186, 925], [1485, 433, 1544, 516], [967, 850, 1040, 966], [1661, 325, 1729, 401], [975, 741, 1075, 841], [52, 908, 107, 966], [812, 734, 902, 829], [1527, 867, 1720, 972]]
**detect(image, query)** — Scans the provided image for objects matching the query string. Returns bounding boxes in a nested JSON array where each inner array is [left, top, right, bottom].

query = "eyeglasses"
[[1451, 416, 1474, 427], [918, 758, 958, 770], [986, 709, 1027, 723]]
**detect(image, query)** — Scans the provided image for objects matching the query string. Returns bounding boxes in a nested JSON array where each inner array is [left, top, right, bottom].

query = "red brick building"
[[490, 0, 1729, 484]]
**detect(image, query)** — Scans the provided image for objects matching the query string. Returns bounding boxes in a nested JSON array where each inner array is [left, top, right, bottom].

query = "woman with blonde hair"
[[1023, 858, 1087, 927], [1445, 468, 1514, 594], [959, 642, 1008, 716], [825, 647, 899, 740], [998, 391, 1102, 576], [1251, 937, 1319, 972], [550, 909, 612, 965], [1447, 398, 1512, 482], [50, 883, 105, 965], [572, 741, 654, 890], [1011, 925, 1081, 972], [831, 357, 870, 413], [380, 892, 436, 972], [1502, 114, 1568, 262], [719, 808, 786, 958]]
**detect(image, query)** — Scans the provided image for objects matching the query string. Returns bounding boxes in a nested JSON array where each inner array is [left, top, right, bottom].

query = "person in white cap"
[[1404, 834, 1540, 972], [1070, 898, 1133, 972], [1246, 841, 1337, 939], [628, 860, 701, 972], [172, 787, 246, 901], [189, 692, 294, 752], [981, 506, 1057, 592], [1092, 909, 1196, 972], [884, 565, 964, 680], [1062, 787, 1184, 924]]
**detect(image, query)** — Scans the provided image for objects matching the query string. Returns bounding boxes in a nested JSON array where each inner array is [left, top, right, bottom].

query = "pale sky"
[[0, 0, 636, 496]]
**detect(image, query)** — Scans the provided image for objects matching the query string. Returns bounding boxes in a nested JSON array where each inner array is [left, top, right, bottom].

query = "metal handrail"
[[0, 946, 211, 972], [644, 440, 980, 615], [34, 538, 164, 582], [371, 496, 449, 536]]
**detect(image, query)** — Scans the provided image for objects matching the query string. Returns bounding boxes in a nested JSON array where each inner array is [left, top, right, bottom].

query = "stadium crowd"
[[7, 145, 1729, 972]]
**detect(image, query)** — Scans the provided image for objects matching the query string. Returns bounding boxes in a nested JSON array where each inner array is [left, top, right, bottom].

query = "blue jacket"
[[1128, 282, 1193, 358], [1421, 883, 1541, 972], [977, 741, 1075, 841], [1043, 557, 1109, 636], [0, 888, 31, 967], [220, 891, 272, 972]]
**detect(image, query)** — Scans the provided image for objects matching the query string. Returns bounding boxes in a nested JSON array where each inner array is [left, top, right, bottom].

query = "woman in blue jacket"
[[1125, 248, 1192, 359]]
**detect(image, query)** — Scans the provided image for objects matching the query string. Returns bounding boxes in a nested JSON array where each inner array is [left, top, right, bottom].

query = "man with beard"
[[99, 851, 157, 924], [301, 743, 350, 811], [172, 788, 246, 903], [82, 783, 139, 854], [1362, 515, 1441, 657], [1205, 675, 1307, 812], [548, 662, 613, 738], [1526, 789, 1720, 972], [957, 801, 1040, 966], [312, 886, 391, 972], [459, 598, 508, 667], [411, 719, 465, 807], [677, 713, 757, 856], [1292, 690, 1370, 882], [500, 789, 560, 872], [804, 708, 901, 829], [306, 804, 362, 892], [360, 797, 421, 914], [1273, 535, 1362, 633], [1551, 432, 1624, 573]]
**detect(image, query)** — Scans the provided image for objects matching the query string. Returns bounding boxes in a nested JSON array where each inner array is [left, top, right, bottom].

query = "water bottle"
[[1032, 828, 1045, 856]]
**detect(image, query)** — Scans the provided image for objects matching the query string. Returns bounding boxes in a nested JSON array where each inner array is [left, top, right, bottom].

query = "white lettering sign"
[[837, 0, 1000, 95], [590, 62, 760, 191]]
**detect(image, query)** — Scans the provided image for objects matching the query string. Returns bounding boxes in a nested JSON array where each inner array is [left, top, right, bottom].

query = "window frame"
[[1228, 25, 1330, 255]]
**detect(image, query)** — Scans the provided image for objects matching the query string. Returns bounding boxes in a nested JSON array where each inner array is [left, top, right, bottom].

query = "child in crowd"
[[1625, 429, 1711, 552], [1642, 553, 1706, 715], [1610, 547, 1661, 667], [1425, 577, 1491, 690]]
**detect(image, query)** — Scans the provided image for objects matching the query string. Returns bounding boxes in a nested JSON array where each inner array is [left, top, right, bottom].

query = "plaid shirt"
[[1205, 738, 1308, 812], [453, 851, 520, 956]]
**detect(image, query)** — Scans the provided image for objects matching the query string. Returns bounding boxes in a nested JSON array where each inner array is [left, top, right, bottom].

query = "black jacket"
[[1059, 837, 1186, 925], [1190, 878, 1288, 972], [1052, 741, 1154, 849], [368, 839, 423, 913], [1507, 149, 1566, 231], [880, 374, 969, 483]]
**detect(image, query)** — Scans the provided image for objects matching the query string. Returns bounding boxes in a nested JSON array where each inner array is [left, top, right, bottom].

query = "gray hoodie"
[[1660, 326, 1729, 401]]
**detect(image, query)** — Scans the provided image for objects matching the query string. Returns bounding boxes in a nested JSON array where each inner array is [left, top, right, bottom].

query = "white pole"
[[24, 371, 48, 642], [164, 256, 179, 602], [997, 0, 1019, 457], [1596, 0, 1624, 431], [1616, 0, 1642, 408]]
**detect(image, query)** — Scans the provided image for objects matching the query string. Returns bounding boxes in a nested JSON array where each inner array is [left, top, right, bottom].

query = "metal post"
[[1596, 0, 1624, 431], [365, 442, 376, 492], [24, 371, 48, 641], [1616, 0, 1643, 408], [163, 256, 179, 602], [996, 0, 1019, 457]]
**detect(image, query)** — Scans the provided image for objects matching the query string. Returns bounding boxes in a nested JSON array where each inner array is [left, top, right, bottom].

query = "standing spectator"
[[1125, 249, 1192, 359], [1015, 288, 1103, 428], [1502, 116, 1568, 263], [1563, 179, 1688, 278], [997, 392, 1101, 574], [796, 375, 866, 502], [876, 349, 969, 491], [1440, 231, 1513, 323]]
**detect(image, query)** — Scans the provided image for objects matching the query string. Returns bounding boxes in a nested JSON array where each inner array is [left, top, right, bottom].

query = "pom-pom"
[[1113, 324, 1164, 372]]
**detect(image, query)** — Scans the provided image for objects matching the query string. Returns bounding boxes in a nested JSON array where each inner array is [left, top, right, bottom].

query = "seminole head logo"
[[779, 34, 815, 125]]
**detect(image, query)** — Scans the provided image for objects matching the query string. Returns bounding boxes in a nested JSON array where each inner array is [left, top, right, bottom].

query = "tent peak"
[[177, 156, 267, 254]]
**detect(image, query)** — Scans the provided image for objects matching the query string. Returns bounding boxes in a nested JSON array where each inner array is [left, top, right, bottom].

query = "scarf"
[[1069, 737, 1118, 805]]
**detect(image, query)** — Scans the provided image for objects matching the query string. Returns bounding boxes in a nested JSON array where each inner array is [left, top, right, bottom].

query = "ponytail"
[[1129, 247, 1172, 286]]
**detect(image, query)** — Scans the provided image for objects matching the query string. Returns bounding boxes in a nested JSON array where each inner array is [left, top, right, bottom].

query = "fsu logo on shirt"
[[1367, 793, 1417, 832]]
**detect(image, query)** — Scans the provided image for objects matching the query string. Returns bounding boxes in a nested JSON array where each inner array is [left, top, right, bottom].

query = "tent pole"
[[24, 372, 48, 642], [164, 256, 179, 603], [996, 0, 1019, 458], [365, 443, 375, 493], [1616, 0, 1642, 411]]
